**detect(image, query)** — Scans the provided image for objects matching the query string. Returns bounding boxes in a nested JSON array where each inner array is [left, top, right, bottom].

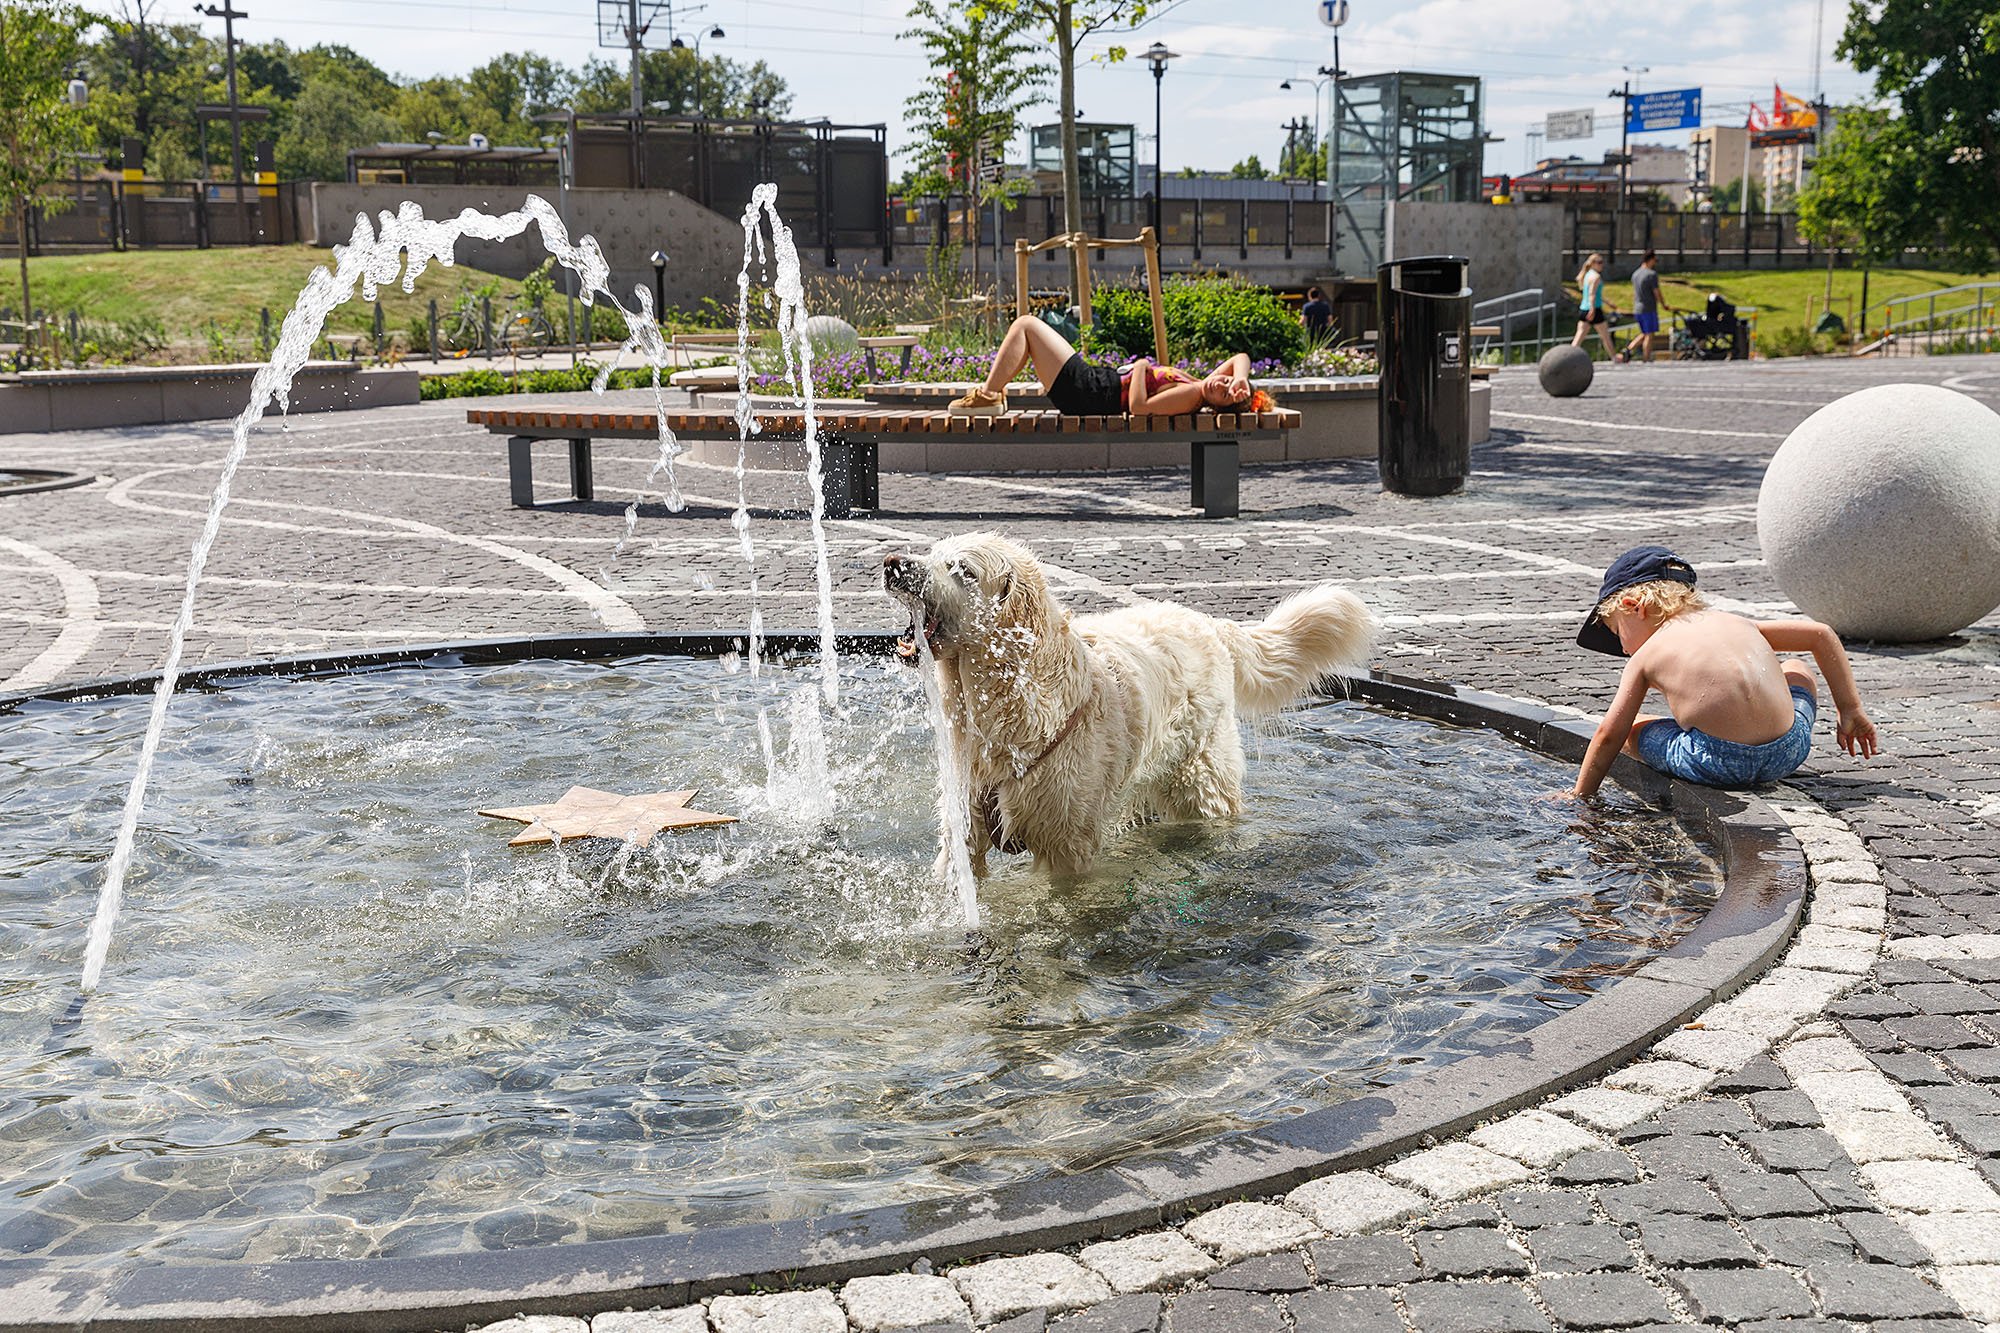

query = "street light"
[[1143, 42, 1178, 234], [671, 24, 727, 118], [1279, 71, 1334, 198], [649, 248, 668, 318]]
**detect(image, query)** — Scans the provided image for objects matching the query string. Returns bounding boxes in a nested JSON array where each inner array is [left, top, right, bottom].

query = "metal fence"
[[892, 194, 1342, 263], [0, 179, 307, 253]]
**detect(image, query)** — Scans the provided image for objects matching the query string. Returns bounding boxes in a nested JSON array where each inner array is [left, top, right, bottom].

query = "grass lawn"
[[14, 244, 533, 341], [1636, 266, 1996, 331]]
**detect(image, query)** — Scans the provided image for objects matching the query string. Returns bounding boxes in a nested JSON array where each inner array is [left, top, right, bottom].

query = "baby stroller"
[[1672, 293, 1749, 361]]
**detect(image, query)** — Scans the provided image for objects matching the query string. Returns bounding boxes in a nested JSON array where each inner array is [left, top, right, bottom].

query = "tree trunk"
[[1057, 0, 1081, 240], [17, 203, 30, 346]]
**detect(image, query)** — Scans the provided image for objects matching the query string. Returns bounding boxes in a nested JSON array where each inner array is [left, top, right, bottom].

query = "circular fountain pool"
[[0, 649, 1721, 1271]]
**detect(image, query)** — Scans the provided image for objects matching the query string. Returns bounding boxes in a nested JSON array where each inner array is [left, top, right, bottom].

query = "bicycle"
[[498, 303, 556, 358]]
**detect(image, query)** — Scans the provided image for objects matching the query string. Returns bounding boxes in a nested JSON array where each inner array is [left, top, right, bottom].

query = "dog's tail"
[[1217, 583, 1376, 717]]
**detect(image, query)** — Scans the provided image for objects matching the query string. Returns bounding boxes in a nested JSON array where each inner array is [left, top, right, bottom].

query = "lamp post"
[[648, 248, 668, 319], [671, 25, 726, 117], [1143, 42, 1178, 234], [1279, 71, 1334, 199], [1318, 0, 1348, 268]]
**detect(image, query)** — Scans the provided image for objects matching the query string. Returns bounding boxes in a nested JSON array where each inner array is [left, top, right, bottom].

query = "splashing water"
[[737, 184, 839, 705], [915, 638, 981, 929], [78, 190, 839, 993]]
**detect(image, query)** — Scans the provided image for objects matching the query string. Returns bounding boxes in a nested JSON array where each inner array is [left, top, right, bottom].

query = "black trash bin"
[[1376, 255, 1472, 496]]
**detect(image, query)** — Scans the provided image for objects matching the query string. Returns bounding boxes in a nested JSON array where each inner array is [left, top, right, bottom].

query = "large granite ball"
[[802, 314, 860, 358], [1538, 344, 1594, 397], [1757, 383, 2000, 641]]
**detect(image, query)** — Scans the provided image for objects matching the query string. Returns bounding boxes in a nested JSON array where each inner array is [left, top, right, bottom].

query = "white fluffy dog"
[[883, 532, 1375, 879]]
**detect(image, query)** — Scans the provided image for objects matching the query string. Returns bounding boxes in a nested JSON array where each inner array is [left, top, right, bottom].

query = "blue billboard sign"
[[1627, 88, 1702, 134]]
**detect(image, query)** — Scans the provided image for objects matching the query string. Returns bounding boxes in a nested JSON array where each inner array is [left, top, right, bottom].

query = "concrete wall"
[[310, 184, 745, 312], [1386, 202, 1566, 301]]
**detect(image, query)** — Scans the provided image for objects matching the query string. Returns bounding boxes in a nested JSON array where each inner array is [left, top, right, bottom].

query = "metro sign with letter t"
[[1627, 88, 1702, 133], [1318, 0, 1350, 28]]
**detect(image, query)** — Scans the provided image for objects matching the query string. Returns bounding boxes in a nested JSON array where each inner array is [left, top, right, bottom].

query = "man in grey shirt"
[[1619, 251, 1675, 362]]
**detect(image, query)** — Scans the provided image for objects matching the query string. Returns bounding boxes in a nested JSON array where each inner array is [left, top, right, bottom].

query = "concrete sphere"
[[802, 314, 860, 358], [1538, 344, 1594, 397], [1757, 383, 2000, 641]]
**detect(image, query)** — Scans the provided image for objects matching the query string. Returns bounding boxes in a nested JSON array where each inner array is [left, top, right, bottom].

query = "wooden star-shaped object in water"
[[477, 785, 736, 847]]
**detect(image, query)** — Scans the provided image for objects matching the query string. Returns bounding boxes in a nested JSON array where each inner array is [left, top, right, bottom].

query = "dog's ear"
[[996, 570, 1014, 605]]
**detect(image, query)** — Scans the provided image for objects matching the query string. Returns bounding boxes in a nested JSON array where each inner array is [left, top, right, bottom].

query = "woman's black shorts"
[[1579, 309, 1606, 326], [1047, 353, 1123, 415]]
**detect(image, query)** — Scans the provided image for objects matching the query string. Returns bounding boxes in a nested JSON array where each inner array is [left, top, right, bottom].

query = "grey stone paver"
[[9, 357, 2000, 1331]]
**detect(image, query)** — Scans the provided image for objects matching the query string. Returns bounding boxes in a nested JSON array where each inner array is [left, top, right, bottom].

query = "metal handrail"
[[1878, 283, 2000, 346], [1472, 287, 1561, 363]]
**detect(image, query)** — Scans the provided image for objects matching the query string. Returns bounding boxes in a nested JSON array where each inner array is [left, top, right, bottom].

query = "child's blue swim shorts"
[[1634, 685, 1817, 788]]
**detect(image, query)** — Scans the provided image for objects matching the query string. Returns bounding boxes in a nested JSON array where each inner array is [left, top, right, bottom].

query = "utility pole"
[[1609, 66, 1647, 215], [195, 3, 247, 181], [626, 0, 646, 119]]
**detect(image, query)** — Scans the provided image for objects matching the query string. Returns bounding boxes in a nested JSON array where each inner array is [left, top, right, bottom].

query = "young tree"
[[901, 0, 1047, 284], [1228, 154, 1268, 180], [1837, 0, 2000, 267], [972, 0, 1150, 240], [0, 0, 95, 331]]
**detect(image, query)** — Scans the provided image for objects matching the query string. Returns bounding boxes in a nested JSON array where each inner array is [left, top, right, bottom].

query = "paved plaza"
[[3, 353, 2000, 1331]]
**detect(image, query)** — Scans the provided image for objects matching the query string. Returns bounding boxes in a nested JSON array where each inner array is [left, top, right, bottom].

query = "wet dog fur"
[[883, 531, 1375, 879]]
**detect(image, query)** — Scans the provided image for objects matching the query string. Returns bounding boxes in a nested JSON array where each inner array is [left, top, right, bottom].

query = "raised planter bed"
[[0, 362, 421, 433]]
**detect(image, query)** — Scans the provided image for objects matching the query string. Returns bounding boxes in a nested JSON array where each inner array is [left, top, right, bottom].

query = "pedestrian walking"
[[1616, 251, 1675, 362], [1570, 253, 1618, 359], [1301, 286, 1333, 341]]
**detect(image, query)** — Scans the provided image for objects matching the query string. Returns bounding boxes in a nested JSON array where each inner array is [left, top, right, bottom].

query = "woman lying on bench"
[[948, 315, 1275, 418]]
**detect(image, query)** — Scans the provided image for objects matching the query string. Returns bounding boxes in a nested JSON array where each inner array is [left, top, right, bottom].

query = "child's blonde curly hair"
[[1598, 578, 1706, 622]]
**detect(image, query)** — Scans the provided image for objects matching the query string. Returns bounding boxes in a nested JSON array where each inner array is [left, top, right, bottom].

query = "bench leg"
[[855, 441, 879, 511], [1191, 440, 1239, 518], [862, 348, 879, 382], [898, 344, 914, 377], [820, 437, 853, 521], [508, 435, 536, 507], [567, 437, 594, 501]]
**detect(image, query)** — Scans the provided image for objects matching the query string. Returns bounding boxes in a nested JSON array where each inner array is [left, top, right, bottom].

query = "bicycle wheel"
[[501, 312, 553, 359], [437, 307, 483, 358]]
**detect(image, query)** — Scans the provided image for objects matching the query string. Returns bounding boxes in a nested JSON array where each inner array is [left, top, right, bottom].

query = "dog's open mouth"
[[895, 612, 942, 664]]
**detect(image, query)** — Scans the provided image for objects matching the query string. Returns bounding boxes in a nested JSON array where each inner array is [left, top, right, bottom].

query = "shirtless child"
[[1569, 546, 1880, 799]]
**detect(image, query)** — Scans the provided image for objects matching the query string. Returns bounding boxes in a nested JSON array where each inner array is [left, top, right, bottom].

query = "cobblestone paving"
[[4, 353, 1999, 1331]]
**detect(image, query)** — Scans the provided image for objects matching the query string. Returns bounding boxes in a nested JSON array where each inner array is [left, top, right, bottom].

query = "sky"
[[246, 0, 1876, 176]]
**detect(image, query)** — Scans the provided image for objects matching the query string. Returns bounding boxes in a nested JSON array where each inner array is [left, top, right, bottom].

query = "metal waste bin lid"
[[1379, 255, 1470, 296]]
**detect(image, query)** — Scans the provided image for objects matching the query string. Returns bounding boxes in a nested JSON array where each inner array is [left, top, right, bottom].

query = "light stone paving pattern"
[[5, 353, 2000, 1331]]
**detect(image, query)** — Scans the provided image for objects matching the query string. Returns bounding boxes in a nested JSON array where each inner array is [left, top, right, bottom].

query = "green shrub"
[[1085, 278, 1306, 365], [1760, 325, 1831, 358]]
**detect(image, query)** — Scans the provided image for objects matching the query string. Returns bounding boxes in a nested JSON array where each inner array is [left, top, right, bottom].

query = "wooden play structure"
[[1015, 226, 1170, 363]]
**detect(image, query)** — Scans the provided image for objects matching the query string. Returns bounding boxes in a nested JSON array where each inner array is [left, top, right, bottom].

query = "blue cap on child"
[[1577, 545, 1697, 655]]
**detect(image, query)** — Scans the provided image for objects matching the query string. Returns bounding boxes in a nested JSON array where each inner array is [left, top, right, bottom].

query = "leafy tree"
[[1835, 0, 2000, 266], [463, 52, 572, 135], [972, 0, 1150, 240], [1228, 154, 1267, 180], [901, 0, 1047, 284], [1798, 104, 1919, 263], [289, 45, 396, 105], [79, 5, 212, 175], [276, 75, 394, 181], [571, 50, 790, 121], [1279, 138, 1324, 183], [0, 0, 97, 327]]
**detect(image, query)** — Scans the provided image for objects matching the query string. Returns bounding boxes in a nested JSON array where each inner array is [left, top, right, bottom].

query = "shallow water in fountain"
[[0, 654, 1718, 1268]]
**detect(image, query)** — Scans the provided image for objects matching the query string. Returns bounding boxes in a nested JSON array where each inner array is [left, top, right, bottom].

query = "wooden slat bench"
[[465, 405, 1301, 519]]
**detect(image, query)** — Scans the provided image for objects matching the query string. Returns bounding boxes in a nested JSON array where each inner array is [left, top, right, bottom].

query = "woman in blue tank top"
[[1569, 252, 1618, 359]]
